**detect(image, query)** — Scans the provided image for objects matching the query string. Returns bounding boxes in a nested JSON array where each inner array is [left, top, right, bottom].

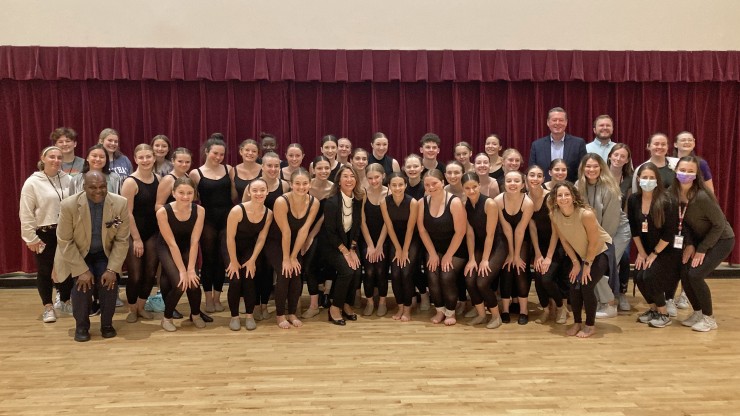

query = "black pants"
[[71, 251, 117, 331], [324, 246, 361, 310], [500, 242, 532, 301], [466, 242, 507, 309], [34, 228, 73, 305], [125, 234, 159, 304], [681, 237, 734, 316], [426, 252, 466, 311], [619, 243, 631, 294], [362, 242, 390, 298], [634, 249, 682, 308], [389, 240, 421, 307], [533, 246, 568, 308], [220, 237, 261, 316], [157, 240, 202, 320], [200, 222, 226, 292], [264, 240, 304, 316], [568, 252, 609, 326]]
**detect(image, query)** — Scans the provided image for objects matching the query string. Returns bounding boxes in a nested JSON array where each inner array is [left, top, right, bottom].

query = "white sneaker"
[[648, 313, 672, 328], [53, 292, 63, 310], [596, 304, 617, 319], [420, 293, 431, 311], [115, 293, 125, 308], [59, 300, 73, 315], [42, 308, 57, 323], [691, 315, 717, 332], [681, 311, 703, 327], [618, 293, 631, 311], [665, 299, 678, 317], [676, 291, 690, 309]]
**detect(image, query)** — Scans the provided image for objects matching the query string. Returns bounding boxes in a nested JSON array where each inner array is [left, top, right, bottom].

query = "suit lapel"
[[102, 195, 114, 244], [77, 194, 91, 245]]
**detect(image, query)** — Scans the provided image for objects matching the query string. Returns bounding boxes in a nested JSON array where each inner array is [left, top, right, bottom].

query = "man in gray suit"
[[55, 171, 129, 342]]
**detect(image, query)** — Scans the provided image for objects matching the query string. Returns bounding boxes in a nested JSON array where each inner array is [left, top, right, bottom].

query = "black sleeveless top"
[[328, 162, 342, 183], [489, 166, 504, 181], [368, 153, 395, 176], [265, 179, 288, 210], [405, 180, 425, 200], [197, 166, 233, 228], [529, 196, 553, 252], [465, 194, 490, 249], [165, 173, 178, 204], [269, 195, 315, 248], [363, 196, 385, 243], [234, 167, 262, 201], [502, 195, 525, 228], [164, 203, 197, 252], [423, 193, 467, 258], [130, 176, 160, 241], [233, 204, 269, 260], [385, 194, 414, 242]]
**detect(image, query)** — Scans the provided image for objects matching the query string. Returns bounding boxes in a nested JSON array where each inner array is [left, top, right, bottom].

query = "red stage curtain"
[[2, 47, 739, 273]]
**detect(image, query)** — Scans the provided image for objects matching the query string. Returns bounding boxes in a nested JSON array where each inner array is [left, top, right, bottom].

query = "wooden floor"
[[1, 282, 739, 416]]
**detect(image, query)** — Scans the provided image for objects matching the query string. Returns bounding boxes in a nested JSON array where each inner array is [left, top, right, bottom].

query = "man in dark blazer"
[[528, 107, 587, 182], [55, 171, 130, 342]]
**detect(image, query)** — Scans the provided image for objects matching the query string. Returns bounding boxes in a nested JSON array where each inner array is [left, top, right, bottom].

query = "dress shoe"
[[74, 328, 91, 342], [172, 309, 183, 319], [101, 326, 117, 338], [199, 312, 214, 323], [328, 314, 346, 326], [342, 311, 358, 321], [517, 314, 529, 325], [501, 312, 511, 324], [320, 293, 332, 309]]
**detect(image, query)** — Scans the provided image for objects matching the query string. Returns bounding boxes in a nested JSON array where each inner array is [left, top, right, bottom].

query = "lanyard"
[[677, 203, 688, 236], [45, 172, 64, 201]]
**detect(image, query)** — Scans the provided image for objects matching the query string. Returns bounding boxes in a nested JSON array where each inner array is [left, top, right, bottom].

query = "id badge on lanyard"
[[675, 203, 687, 249]]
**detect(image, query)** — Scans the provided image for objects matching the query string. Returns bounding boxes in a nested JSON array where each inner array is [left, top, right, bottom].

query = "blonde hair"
[[576, 153, 621, 197], [37, 146, 62, 170]]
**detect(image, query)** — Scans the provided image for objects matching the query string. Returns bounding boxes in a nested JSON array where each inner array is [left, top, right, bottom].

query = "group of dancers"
[[19, 110, 734, 340]]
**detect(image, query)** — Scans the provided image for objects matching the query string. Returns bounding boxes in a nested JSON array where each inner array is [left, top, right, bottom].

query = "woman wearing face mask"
[[484, 134, 504, 181], [264, 169, 319, 329], [473, 153, 500, 197], [607, 143, 635, 312], [19, 146, 73, 323], [99, 128, 133, 187], [494, 170, 534, 324], [628, 163, 681, 328], [380, 172, 420, 322], [417, 169, 468, 326], [300, 156, 335, 318], [549, 181, 613, 338], [461, 172, 504, 329], [360, 164, 389, 316], [544, 159, 568, 191], [669, 156, 734, 332], [121, 144, 160, 323], [576, 154, 630, 320], [527, 166, 569, 325], [151, 135, 174, 177], [234, 139, 262, 201], [367, 132, 400, 175]]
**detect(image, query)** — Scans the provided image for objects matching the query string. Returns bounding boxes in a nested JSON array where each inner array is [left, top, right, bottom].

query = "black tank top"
[[363, 196, 385, 243], [368, 153, 395, 176], [164, 203, 197, 251], [265, 180, 288, 210], [529, 196, 553, 251], [489, 166, 504, 181], [423, 193, 467, 258], [130, 176, 159, 241], [385, 194, 413, 241], [165, 173, 178, 204], [234, 168, 262, 201], [329, 162, 342, 183], [269, 195, 315, 248], [234, 204, 268, 257], [197, 166, 233, 228], [465, 194, 490, 249], [405, 180, 425, 200], [502, 195, 525, 228]]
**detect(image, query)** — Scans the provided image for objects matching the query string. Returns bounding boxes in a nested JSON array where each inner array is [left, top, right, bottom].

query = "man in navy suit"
[[528, 107, 587, 182]]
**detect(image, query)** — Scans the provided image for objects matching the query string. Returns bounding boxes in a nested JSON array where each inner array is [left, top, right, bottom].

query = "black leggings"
[[619, 243, 631, 294], [220, 242, 261, 317], [466, 243, 507, 309], [634, 249, 682, 308], [157, 241, 202, 319], [264, 240, 303, 316], [35, 228, 72, 305], [302, 239, 323, 296], [568, 252, 609, 326], [389, 240, 421, 307], [500, 243, 532, 301], [426, 253, 466, 311], [362, 243, 390, 298], [533, 246, 568, 308], [125, 234, 159, 304], [681, 237, 734, 316], [200, 221, 226, 292]]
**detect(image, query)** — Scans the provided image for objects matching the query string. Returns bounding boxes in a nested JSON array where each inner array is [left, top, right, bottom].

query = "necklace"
[[45, 172, 64, 201], [341, 194, 353, 208]]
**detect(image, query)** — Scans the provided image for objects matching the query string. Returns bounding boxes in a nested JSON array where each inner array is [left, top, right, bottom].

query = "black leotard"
[[423, 193, 467, 258], [130, 176, 160, 241], [197, 166, 233, 229]]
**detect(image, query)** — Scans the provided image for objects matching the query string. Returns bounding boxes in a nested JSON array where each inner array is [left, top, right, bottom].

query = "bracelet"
[[105, 268, 116, 274]]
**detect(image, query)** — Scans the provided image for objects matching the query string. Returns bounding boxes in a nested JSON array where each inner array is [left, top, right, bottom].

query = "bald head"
[[83, 171, 108, 203]]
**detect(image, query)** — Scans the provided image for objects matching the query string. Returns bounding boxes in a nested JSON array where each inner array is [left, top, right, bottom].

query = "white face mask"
[[639, 178, 658, 192]]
